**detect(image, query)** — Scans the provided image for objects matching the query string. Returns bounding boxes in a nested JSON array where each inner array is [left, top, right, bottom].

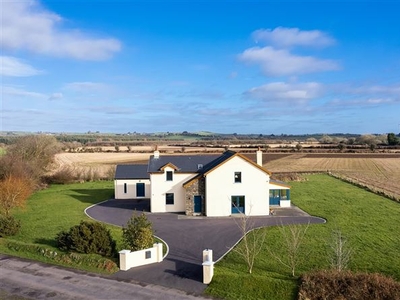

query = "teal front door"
[[231, 196, 245, 214], [269, 189, 280, 205], [194, 195, 202, 213], [136, 183, 145, 197]]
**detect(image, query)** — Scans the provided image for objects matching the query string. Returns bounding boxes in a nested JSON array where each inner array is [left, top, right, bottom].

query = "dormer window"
[[234, 172, 242, 183], [166, 171, 173, 181]]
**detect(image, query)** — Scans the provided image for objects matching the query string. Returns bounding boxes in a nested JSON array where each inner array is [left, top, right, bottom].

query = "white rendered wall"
[[119, 243, 163, 271], [150, 167, 196, 213], [205, 156, 270, 217], [114, 179, 150, 199]]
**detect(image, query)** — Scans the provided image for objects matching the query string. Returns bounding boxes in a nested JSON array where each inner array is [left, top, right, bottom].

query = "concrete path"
[[86, 200, 325, 295]]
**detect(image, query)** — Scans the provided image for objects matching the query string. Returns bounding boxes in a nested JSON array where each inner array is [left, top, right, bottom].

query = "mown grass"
[[206, 174, 400, 300]]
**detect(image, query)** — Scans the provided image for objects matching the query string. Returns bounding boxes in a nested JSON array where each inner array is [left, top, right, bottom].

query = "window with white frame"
[[166, 171, 173, 181]]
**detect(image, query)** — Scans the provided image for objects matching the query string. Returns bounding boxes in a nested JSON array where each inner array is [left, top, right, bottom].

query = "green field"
[[206, 174, 400, 300], [1, 175, 400, 298]]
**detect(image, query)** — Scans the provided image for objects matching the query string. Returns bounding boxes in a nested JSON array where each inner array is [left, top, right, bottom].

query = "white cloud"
[[349, 84, 400, 96], [252, 27, 335, 48], [239, 46, 339, 76], [245, 81, 324, 103], [3, 86, 47, 99], [327, 83, 400, 107], [48, 93, 63, 101], [0, 56, 42, 77], [1, 1, 121, 60], [3, 86, 63, 101]]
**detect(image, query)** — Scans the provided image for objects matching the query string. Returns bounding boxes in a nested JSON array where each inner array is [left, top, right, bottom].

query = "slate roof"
[[147, 154, 221, 173], [114, 164, 150, 179]]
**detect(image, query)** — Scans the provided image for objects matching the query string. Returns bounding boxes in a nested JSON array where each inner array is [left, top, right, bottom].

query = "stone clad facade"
[[184, 177, 205, 216]]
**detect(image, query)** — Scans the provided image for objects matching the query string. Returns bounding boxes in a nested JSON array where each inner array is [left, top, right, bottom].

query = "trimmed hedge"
[[4, 240, 118, 273]]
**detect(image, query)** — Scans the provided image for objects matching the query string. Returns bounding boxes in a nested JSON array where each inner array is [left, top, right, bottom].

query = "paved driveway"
[[86, 199, 325, 295]]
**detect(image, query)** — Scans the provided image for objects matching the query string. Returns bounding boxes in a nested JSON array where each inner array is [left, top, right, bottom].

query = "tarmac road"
[[86, 199, 325, 294], [0, 255, 208, 300]]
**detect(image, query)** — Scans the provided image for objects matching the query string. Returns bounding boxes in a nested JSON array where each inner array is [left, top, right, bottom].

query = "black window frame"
[[166, 193, 174, 205], [234, 172, 242, 183], [166, 171, 173, 181]]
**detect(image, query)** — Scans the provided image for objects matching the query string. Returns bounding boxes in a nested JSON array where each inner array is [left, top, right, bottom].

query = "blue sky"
[[1, 0, 400, 134]]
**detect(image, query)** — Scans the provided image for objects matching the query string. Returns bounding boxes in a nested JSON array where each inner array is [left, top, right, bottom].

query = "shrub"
[[0, 215, 21, 237], [47, 165, 77, 184], [56, 221, 116, 257], [122, 212, 154, 251], [298, 270, 400, 300]]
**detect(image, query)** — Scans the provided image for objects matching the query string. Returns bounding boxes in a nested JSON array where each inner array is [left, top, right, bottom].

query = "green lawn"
[[2, 175, 400, 297], [0, 181, 124, 273], [206, 174, 400, 300]]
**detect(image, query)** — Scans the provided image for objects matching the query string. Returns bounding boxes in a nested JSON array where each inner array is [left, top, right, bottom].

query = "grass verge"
[[206, 174, 400, 300], [0, 181, 122, 273]]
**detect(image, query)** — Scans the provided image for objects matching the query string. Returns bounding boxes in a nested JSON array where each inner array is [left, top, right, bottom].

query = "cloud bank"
[[1, 1, 121, 60]]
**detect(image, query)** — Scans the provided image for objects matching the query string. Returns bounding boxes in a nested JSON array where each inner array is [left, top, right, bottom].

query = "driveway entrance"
[[86, 199, 325, 295]]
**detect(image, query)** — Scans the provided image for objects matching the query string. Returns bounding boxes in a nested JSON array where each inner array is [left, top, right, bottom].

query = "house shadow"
[[68, 188, 114, 205], [95, 198, 150, 212]]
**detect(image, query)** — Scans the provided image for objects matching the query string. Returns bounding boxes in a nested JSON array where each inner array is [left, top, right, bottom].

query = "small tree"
[[231, 203, 266, 274], [122, 212, 154, 251], [0, 175, 33, 217], [268, 222, 309, 277], [388, 133, 399, 145], [295, 143, 303, 152], [328, 229, 352, 272], [338, 143, 346, 152]]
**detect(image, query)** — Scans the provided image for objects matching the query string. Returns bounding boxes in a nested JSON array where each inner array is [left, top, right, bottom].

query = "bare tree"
[[328, 229, 352, 272], [268, 222, 310, 277], [0, 176, 33, 216], [231, 203, 266, 274], [2, 135, 62, 184]]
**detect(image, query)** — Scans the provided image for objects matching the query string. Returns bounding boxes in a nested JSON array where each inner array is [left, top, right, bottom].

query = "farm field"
[[264, 153, 400, 200], [54, 151, 400, 200]]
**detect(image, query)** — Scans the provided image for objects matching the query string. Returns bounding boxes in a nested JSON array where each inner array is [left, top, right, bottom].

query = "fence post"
[[202, 249, 214, 284], [154, 243, 163, 262], [119, 250, 131, 271]]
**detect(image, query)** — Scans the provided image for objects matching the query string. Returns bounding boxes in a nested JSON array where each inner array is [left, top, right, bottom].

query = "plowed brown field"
[[54, 152, 400, 199], [264, 153, 400, 200]]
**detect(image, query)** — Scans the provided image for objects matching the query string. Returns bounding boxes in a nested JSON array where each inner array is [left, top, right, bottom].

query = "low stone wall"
[[119, 243, 163, 271]]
